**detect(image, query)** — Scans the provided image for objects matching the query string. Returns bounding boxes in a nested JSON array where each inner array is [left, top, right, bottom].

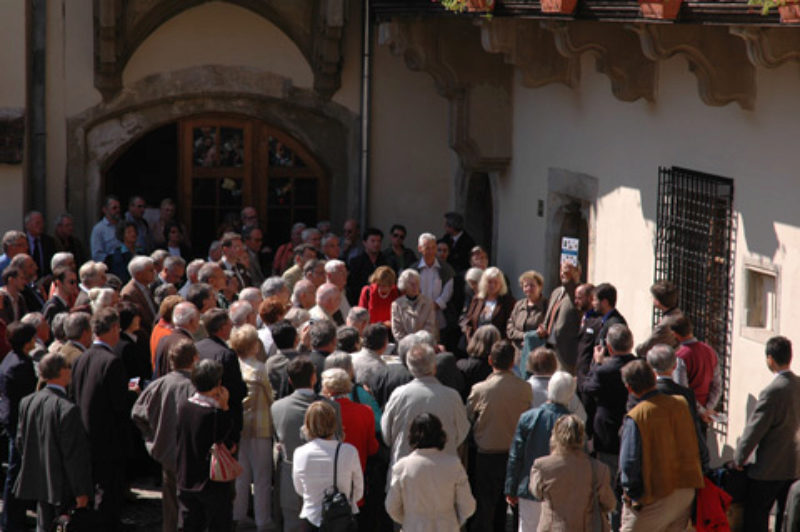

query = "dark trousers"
[[744, 477, 793, 532], [2, 433, 27, 532], [178, 482, 233, 532], [93, 459, 125, 531], [469, 451, 509, 532]]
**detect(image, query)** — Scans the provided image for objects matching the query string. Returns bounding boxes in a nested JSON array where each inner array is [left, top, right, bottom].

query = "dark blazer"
[[270, 390, 342, 461], [42, 295, 69, 326], [71, 342, 130, 465], [22, 283, 46, 312], [441, 231, 475, 274], [154, 328, 194, 378], [0, 350, 37, 434], [176, 399, 233, 492], [14, 386, 93, 505], [114, 331, 152, 383], [309, 349, 332, 393], [265, 349, 301, 400], [29, 233, 57, 277], [54, 234, 86, 266], [346, 251, 387, 305], [596, 308, 628, 348], [365, 364, 413, 409], [735, 371, 800, 481], [196, 336, 247, 443], [576, 311, 602, 392], [456, 356, 492, 401], [435, 351, 465, 398], [582, 353, 636, 454], [0, 292, 27, 324], [461, 292, 516, 340]]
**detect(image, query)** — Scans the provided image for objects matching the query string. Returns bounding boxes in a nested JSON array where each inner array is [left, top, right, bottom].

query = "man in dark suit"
[[644, 344, 709, 472], [24, 211, 57, 278], [195, 308, 246, 444], [735, 336, 800, 532], [582, 323, 636, 531], [71, 307, 135, 531], [11, 254, 46, 312], [592, 282, 627, 354], [308, 319, 337, 392], [154, 302, 200, 378], [346, 228, 387, 305], [42, 266, 77, 326], [120, 255, 158, 330], [14, 353, 92, 531], [441, 212, 475, 274], [538, 261, 582, 374]]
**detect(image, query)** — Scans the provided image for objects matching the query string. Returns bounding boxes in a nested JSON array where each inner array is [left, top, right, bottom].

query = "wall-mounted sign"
[[561, 236, 579, 266]]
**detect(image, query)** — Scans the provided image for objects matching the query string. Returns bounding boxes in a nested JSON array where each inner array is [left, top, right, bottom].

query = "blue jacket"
[[504, 401, 570, 499]]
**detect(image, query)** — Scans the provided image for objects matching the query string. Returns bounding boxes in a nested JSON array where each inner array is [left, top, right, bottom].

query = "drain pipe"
[[27, 0, 47, 212], [358, 0, 372, 230]]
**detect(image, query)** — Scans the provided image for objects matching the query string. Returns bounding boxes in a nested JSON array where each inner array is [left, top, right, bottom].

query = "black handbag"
[[320, 442, 357, 532]]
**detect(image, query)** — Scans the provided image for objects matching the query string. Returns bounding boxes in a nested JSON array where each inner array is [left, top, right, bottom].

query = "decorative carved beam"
[[543, 20, 657, 102], [312, 0, 347, 99], [479, 18, 579, 90], [629, 23, 756, 110], [95, 0, 123, 100], [730, 26, 800, 68], [379, 17, 513, 171]]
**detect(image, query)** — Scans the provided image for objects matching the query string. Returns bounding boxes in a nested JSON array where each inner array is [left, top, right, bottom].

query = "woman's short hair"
[[550, 414, 585, 453], [547, 371, 577, 406], [302, 400, 338, 440], [466, 324, 501, 359], [518, 270, 544, 289], [259, 296, 288, 326], [229, 324, 259, 358], [191, 359, 223, 393], [408, 413, 447, 450], [88, 287, 116, 314], [397, 269, 420, 292], [115, 220, 137, 243], [527, 346, 558, 376], [477, 267, 508, 299], [369, 266, 396, 287], [321, 368, 353, 395]]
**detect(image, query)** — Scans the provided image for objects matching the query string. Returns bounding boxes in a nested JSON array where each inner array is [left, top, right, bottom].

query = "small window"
[[744, 266, 777, 331]]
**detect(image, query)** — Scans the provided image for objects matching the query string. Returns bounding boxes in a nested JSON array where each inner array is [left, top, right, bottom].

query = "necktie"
[[32, 238, 43, 272]]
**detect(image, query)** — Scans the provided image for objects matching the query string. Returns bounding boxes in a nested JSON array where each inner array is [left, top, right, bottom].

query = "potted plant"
[[541, 0, 578, 14], [638, 0, 683, 19], [748, 0, 800, 22], [436, 0, 496, 13]]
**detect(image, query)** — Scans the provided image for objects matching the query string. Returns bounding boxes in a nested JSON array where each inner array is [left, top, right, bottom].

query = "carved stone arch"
[[68, 65, 358, 241], [95, 0, 345, 100]]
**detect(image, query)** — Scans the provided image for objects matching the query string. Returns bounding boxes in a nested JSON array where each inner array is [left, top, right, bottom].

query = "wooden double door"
[[179, 115, 328, 253]]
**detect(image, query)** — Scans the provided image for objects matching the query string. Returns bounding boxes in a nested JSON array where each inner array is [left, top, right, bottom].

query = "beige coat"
[[530, 450, 616, 532], [386, 448, 475, 532], [391, 294, 438, 342]]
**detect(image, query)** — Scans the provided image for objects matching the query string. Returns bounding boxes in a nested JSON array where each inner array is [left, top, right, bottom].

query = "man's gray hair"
[[64, 312, 91, 340], [407, 343, 436, 378], [291, 222, 306, 233], [229, 301, 254, 327], [397, 334, 419, 365], [128, 255, 154, 276], [347, 306, 369, 326], [646, 344, 676, 374], [38, 353, 69, 381], [173, 302, 199, 328], [547, 371, 577, 406], [316, 283, 340, 306], [321, 233, 339, 248], [324, 351, 354, 373], [163, 255, 186, 272], [607, 324, 633, 353], [292, 280, 315, 306], [2, 231, 25, 252], [321, 368, 353, 395], [186, 259, 205, 279], [301, 228, 321, 242], [261, 276, 288, 298], [413, 330, 436, 349], [324, 259, 346, 275], [150, 249, 169, 266], [50, 252, 74, 271], [197, 263, 221, 283], [239, 287, 262, 307], [397, 269, 420, 292], [79, 261, 104, 284], [21, 312, 45, 329], [417, 232, 436, 248]]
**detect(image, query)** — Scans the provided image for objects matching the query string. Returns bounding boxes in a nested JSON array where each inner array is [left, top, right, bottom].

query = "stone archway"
[[66, 65, 358, 242]]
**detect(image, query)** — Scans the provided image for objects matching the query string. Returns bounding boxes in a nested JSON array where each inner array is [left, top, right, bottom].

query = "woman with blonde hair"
[[292, 401, 364, 530], [530, 415, 615, 531], [391, 268, 438, 341], [461, 266, 515, 342], [358, 265, 399, 327], [229, 324, 275, 531]]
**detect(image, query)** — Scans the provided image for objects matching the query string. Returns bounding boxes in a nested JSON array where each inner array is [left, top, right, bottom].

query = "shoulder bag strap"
[[333, 441, 341, 489]]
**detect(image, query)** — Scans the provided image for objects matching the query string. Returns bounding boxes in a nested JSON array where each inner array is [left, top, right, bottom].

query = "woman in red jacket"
[[358, 265, 398, 328]]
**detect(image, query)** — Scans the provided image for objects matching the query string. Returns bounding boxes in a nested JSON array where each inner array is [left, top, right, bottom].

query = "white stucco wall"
[[369, 40, 455, 241], [502, 52, 800, 459], [123, 2, 314, 89]]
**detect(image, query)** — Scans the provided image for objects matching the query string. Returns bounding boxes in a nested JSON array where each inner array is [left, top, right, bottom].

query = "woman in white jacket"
[[386, 413, 476, 531]]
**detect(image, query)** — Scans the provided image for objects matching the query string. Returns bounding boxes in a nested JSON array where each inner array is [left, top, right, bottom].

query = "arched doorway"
[[104, 114, 328, 255]]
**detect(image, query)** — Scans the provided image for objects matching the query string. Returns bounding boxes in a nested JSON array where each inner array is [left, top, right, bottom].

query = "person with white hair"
[[75, 260, 107, 309], [88, 287, 117, 314], [391, 268, 437, 342], [504, 371, 579, 532], [324, 259, 351, 317], [49, 252, 75, 274], [301, 227, 321, 250], [309, 282, 344, 326], [178, 258, 205, 299], [320, 233, 340, 262], [381, 343, 469, 480], [121, 255, 158, 328], [291, 279, 316, 310], [346, 306, 370, 336], [260, 276, 290, 306], [153, 302, 200, 378], [413, 232, 455, 340]]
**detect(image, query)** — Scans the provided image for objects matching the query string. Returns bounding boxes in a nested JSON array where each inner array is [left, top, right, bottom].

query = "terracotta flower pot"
[[779, 3, 800, 22], [639, 0, 683, 19], [541, 0, 578, 13], [466, 0, 495, 12]]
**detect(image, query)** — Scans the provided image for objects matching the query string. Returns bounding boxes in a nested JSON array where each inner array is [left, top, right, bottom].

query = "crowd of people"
[[0, 199, 797, 532]]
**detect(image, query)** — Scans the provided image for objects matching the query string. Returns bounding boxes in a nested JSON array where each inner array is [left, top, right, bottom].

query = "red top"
[[358, 284, 399, 324], [150, 319, 173, 367], [335, 396, 379, 506], [676, 339, 717, 406], [272, 242, 293, 275]]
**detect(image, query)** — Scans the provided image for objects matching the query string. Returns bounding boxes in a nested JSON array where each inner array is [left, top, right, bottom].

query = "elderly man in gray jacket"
[[131, 339, 197, 532], [381, 342, 469, 485]]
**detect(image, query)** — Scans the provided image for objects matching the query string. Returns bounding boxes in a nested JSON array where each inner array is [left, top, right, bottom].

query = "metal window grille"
[[654, 166, 736, 434]]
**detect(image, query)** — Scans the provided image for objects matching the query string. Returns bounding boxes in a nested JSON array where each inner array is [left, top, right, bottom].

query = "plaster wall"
[[0, 167, 24, 230], [123, 2, 314, 90], [369, 41, 455, 241], [504, 52, 800, 458]]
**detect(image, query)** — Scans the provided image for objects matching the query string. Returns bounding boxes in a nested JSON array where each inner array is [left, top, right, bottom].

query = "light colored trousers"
[[234, 436, 274, 529], [620, 487, 694, 532]]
